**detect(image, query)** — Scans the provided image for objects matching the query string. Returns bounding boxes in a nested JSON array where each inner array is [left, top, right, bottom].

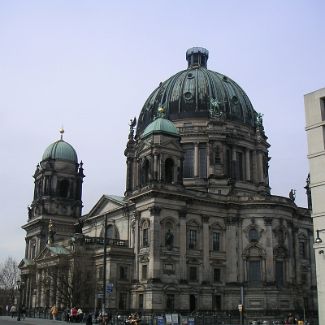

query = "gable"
[[35, 244, 71, 261], [86, 194, 125, 218]]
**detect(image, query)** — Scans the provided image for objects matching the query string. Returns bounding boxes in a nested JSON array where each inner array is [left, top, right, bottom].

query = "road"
[[0, 316, 62, 325]]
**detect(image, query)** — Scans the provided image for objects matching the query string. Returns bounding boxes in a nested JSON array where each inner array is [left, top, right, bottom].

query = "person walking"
[[50, 304, 59, 320], [9, 305, 16, 318], [21, 305, 26, 320]]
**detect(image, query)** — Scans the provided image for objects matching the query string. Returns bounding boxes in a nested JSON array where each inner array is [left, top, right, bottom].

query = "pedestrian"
[[21, 305, 27, 320], [5, 305, 9, 316], [10, 305, 16, 318], [86, 313, 93, 325], [77, 307, 83, 322], [70, 306, 78, 323], [50, 304, 59, 320]]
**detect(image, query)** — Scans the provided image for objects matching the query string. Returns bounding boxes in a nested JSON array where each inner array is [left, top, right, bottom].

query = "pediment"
[[86, 194, 126, 218], [18, 258, 34, 269], [136, 138, 182, 156], [35, 244, 71, 261]]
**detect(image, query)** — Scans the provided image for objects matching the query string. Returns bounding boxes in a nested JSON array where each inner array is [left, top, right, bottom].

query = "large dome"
[[136, 47, 258, 135]]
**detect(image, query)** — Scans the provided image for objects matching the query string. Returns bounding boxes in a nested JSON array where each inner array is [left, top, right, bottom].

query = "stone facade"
[[19, 48, 317, 321]]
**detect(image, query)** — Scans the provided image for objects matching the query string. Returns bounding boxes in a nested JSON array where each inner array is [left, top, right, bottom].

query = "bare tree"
[[38, 254, 96, 309], [0, 257, 19, 305]]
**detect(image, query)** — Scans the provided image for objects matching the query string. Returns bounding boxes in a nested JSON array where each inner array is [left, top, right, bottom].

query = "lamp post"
[[16, 280, 24, 321], [102, 214, 108, 315]]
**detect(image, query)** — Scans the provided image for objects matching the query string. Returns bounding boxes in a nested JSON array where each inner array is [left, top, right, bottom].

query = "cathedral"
[[19, 47, 317, 321]]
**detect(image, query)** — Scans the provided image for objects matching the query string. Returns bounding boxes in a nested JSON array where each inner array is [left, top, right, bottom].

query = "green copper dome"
[[42, 139, 78, 163], [136, 47, 258, 135], [142, 117, 179, 138]]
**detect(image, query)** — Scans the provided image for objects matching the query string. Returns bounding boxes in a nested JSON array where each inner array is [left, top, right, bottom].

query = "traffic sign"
[[106, 283, 114, 293]]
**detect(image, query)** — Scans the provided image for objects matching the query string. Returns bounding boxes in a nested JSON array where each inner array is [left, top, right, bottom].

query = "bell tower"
[[22, 129, 85, 260]]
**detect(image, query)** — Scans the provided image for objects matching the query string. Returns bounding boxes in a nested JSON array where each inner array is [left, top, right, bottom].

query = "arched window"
[[141, 159, 150, 186], [58, 179, 69, 198], [106, 225, 114, 239], [249, 228, 259, 242], [165, 221, 174, 249], [165, 158, 174, 183], [248, 260, 261, 285], [183, 144, 194, 178], [142, 221, 149, 247], [189, 294, 196, 312]]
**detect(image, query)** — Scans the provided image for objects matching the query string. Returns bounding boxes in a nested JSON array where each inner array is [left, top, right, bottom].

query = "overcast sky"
[[0, 1, 324, 264]]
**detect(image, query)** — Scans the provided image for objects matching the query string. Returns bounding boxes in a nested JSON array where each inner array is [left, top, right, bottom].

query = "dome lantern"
[[186, 47, 209, 68]]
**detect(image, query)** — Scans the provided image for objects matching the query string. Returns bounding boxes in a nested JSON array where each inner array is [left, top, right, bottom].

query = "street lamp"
[[315, 229, 325, 244], [16, 280, 24, 321]]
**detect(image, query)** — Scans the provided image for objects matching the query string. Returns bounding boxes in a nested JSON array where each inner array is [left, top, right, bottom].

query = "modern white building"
[[305, 88, 325, 325]]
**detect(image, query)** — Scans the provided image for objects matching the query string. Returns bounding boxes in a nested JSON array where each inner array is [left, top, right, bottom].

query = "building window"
[[199, 144, 207, 178], [164, 263, 174, 274], [141, 159, 150, 186], [119, 292, 127, 310], [249, 228, 259, 242], [225, 149, 232, 177], [189, 294, 196, 312], [248, 260, 261, 285], [106, 225, 113, 239], [275, 261, 284, 287], [183, 145, 194, 178], [166, 294, 175, 311], [119, 266, 128, 280], [236, 151, 244, 180], [212, 232, 220, 251], [97, 266, 103, 280], [142, 265, 147, 280], [189, 266, 198, 282], [213, 295, 222, 311], [188, 229, 197, 249], [165, 158, 174, 183], [30, 242, 36, 259], [213, 268, 221, 282], [321, 97, 325, 121], [58, 179, 69, 198], [301, 273, 307, 285], [299, 241, 306, 259], [142, 222, 149, 247], [139, 294, 144, 309]]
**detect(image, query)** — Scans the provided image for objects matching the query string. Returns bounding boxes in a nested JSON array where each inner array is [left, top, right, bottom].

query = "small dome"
[[136, 47, 257, 135], [42, 139, 78, 163], [142, 117, 179, 138]]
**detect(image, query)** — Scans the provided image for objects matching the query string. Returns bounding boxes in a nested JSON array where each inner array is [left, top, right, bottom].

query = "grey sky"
[[0, 1, 324, 264]]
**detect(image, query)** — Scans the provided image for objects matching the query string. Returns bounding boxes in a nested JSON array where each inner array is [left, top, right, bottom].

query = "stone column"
[[153, 154, 158, 181], [252, 150, 257, 183], [179, 210, 187, 281], [126, 158, 133, 192], [40, 269, 45, 307], [160, 154, 164, 182], [134, 212, 140, 280], [226, 216, 239, 283], [149, 206, 161, 280], [264, 217, 274, 282], [245, 148, 251, 181], [202, 216, 210, 282], [56, 268, 61, 307], [49, 268, 55, 306], [286, 222, 295, 284], [231, 146, 237, 179], [257, 151, 264, 183], [194, 143, 199, 177]]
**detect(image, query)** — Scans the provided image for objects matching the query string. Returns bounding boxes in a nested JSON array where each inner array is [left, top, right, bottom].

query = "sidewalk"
[[0, 316, 63, 324]]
